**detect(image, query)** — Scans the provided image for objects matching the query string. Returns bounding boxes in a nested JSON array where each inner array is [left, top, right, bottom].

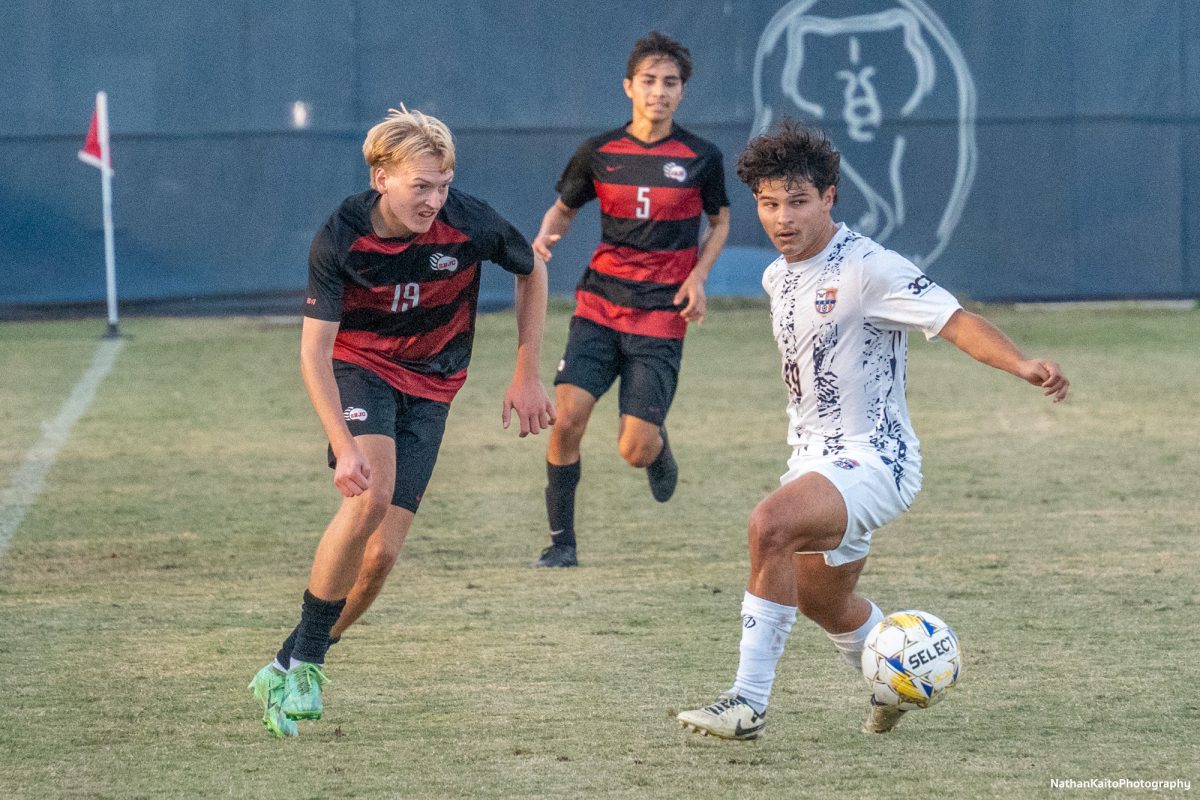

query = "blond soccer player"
[[249, 108, 555, 737]]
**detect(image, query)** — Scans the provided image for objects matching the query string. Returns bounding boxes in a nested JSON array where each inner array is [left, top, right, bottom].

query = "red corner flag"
[[78, 91, 120, 337], [78, 92, 113, 174]]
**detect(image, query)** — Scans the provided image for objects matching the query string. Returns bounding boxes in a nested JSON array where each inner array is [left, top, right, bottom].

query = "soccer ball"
[[861, 610, 961, 710]]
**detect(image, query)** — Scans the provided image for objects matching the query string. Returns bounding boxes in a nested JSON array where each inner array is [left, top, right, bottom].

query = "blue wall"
[[2, 0, 1197, 311]]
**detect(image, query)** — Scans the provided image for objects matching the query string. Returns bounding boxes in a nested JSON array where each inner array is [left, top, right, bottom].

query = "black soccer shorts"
[[554, 316, 683, 425], [328, 360, 450, 512]]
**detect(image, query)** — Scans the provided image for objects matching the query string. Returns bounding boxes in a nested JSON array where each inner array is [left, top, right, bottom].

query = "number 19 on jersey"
[[392, 282, 420, 312]]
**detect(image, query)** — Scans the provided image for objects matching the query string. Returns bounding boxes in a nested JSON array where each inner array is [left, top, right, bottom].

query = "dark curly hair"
[[626, 31, 692, 84], [736, 119, 840, 202]]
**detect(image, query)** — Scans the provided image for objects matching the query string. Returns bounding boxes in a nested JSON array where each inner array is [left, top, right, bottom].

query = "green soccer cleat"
[[248, 664, 298, 738], [281, 662, 330, 721]]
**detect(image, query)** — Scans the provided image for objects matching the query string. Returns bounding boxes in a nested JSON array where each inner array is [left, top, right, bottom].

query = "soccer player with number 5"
[[249, 108, 555, 737], [531, 32, 731, 568]]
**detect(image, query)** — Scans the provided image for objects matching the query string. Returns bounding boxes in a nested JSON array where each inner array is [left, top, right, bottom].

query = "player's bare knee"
[[747, 505, 799, 560], [360, 546, 398, 584], [345, 491, 391, 535], [552, 409, 588, 445], [365, 492, 394, 524], [618, 437, 655, 468]]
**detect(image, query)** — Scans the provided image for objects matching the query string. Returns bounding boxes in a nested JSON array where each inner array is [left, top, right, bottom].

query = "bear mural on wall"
[[753, 0, 977, 268]]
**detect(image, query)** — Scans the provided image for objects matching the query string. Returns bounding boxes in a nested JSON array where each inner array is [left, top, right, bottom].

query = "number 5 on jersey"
[[636, 186, 651, 219], [392, 282, 420, 312]]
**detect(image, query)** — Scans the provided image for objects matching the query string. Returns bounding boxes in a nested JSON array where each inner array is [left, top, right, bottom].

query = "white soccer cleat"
[[677, 692, 766, 740], [862, 699, 906, 734]]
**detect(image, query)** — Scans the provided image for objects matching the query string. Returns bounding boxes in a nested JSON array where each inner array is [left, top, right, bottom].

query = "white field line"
[[0, 337, 124, 559]]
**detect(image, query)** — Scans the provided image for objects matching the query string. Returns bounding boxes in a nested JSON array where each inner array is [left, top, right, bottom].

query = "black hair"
[[736, 118, 840, 201], [626, 31, 693, 84]]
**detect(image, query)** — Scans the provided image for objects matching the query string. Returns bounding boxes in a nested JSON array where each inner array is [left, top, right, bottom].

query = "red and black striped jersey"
[[305, 189, 533, 402], [557, 123, 728, 339]]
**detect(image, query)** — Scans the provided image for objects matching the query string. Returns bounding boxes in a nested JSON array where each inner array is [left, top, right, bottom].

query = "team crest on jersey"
[[429, 252, 459, 272], [662, 161, 688, 182], [343, 406, 368, 422], [832, 458, 860, 470], [815, 287, 838, 314]]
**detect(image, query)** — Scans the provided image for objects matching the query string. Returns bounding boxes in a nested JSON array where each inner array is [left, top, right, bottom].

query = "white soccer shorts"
[[779, 448, 922, 567]]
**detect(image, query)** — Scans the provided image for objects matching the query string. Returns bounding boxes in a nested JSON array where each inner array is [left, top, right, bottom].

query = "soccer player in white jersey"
[[677, 119, 1068, 739]]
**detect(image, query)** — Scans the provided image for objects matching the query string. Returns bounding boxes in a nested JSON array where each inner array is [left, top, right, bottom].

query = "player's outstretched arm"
[[300, 318, 371, 495], [503, 256, 556, 436], [937, 309, 1069, 402], [531, 199, 579, 262], [674, 207, 730, 324]]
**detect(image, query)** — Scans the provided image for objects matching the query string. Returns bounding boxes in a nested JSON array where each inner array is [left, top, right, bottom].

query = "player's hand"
[[532, 234, 562, 262], [331, 440, 371, 497], [502, 377, 556, 437], [1017, 358, 1069, 403], [674, 276, 707, 324]]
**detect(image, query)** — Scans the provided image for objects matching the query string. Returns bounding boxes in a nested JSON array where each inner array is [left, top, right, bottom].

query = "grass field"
[[1, 302, 1197, 799]]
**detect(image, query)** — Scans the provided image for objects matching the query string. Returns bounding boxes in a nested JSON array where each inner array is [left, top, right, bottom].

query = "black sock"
[[276, 624, 340, 668], [289, 589, 347, 665], [545, 460, 580, 547]]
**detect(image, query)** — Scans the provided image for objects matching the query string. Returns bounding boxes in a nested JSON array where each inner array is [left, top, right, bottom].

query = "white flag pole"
[[96, 91, 119, 338]]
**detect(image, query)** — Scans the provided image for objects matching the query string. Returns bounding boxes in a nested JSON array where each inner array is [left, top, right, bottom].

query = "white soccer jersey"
[[762, 224, 962, 487]]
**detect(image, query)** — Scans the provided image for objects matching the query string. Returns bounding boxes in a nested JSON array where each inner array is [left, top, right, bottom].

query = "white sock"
[[730, 592, 797, 714], [826, 600, 884, 669], [271, 659, 288, 674]]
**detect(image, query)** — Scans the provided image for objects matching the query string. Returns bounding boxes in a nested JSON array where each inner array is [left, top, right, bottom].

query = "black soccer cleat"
[[533, 543, 578, 568], [646, 426, 678, 503]]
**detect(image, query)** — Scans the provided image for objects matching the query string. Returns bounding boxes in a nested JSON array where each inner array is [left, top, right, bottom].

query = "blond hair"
[[362, 106, 455, 172]]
